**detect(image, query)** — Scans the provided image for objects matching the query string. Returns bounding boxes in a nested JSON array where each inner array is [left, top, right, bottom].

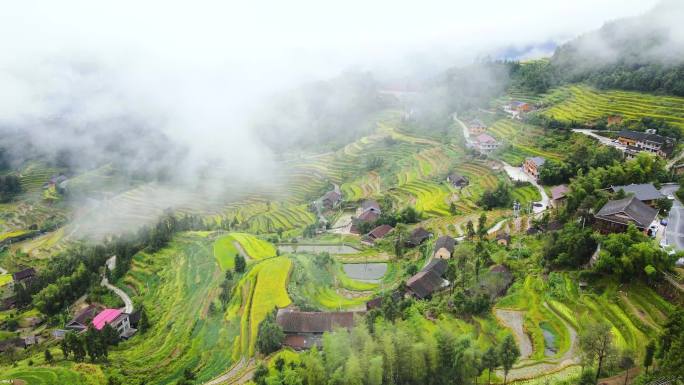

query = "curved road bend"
[[661, 184, 684, 250], [101, 276, 134, 314]]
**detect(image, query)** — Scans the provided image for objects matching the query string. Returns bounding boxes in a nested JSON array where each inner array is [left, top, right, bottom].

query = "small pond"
[[343, 263, 388, 282], [278, 244, 360, 254], [540, 323, 558, 357]]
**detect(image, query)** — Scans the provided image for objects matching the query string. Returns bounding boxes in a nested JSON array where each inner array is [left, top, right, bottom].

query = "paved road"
[[502, 161, 549, 213], [660, 185, 684, 250], [454, 114, 549, 213], [101, 277, 134, 314]]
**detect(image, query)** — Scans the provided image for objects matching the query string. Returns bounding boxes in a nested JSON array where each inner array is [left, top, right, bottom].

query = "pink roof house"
[[472, 133, 500, 154], [92, 308, 122, 330]]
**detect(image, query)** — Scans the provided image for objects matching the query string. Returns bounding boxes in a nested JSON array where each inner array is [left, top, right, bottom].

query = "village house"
[[523, 157, 546, 180], [276, 309, 358, 350], [510, 101, 532, 112], [406, 259, 449, 299], [92, 308, 137, 339], [471, 133, 500, 155], [594, 196, 659, 235], [64, 305, 99, 332], [321, 190, 342, 210], [360, 199, 381, 214], [495, 233, 511, 247], [616, 130, 674, 158], [433, 235, 456, 259], [550, 185, 569, 208], [504, 101, 532, 119], [365, 224, 393, 243], [446, 172, 469, 188], [468, 119, 487, 136], [405, 227, 431, 248], [609, 183, 664, 207], [9, 267, 36, 290], [66, 305, 100, 332], [350, 210, 380, 234]]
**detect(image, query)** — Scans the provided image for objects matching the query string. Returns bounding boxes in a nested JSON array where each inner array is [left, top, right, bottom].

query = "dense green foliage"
[[0, 175, 22, 202], [478, 182, 512, 210], [594, 224, 675, 281], [542, 223, 597, 267], [257, 311, 285, 355]]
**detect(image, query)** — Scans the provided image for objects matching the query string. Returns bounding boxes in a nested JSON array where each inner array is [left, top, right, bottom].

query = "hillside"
[[2, 4, 684, 385]]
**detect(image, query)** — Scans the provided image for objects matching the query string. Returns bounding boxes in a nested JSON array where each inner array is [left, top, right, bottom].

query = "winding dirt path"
[[494, 309, 533, 359], [494, 303, 580, 382], [232, 241, 252, 262], [203, 359, 255, 385]]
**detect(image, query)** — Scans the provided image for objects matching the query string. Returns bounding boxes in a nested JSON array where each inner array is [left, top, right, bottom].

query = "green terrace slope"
[[539, 84, 684, 129], [112, 233, 238, 385]]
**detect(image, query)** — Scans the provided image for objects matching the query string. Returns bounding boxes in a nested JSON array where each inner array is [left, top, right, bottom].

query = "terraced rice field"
[[112, 233, 239, 385], [17, 163, 64, 192], [213, 233, 277, 270], [0, 364, 106, 385], [488, 119, 564, 165], [497, 273, 670, 362], [511, 184, 542, 206], [230, 257, 292, 358], [388, 180, 452, 217], [288, 254, 378, 311], [539, 84, 684, 130], [224, 201, 316, 235]]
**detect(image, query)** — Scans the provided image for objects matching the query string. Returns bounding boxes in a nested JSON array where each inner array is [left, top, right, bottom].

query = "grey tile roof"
[[611, 183, 664, 201], [595, 196, 658, 228], [527, 156, 546, 167], [422, 258, 448, 276], [617, 130, 669, 145], [433, 236, 455, 254], [406, 270, 446, 299]]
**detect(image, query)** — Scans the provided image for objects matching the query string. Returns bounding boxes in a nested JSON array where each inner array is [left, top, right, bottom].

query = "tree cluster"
[[542, 223, 597, 267], [478, 182, 512, 210], [594, 224, 676, 281], [255, 308, 521, 385], [0, 175, 21, 202], [60, 325, 118, 363], [256, 311, 285, 355]]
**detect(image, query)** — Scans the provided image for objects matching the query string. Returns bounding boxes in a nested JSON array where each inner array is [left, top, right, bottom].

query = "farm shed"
[[366, 224, 393, 242], [433, 236, 456, 259], [406, 227, 431, 247], [277, 309, 360, 350]]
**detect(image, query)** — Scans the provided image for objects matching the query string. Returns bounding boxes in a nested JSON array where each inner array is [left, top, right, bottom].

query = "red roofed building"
[[92, 308, 136, 339], [366, 224, 393, 242]]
